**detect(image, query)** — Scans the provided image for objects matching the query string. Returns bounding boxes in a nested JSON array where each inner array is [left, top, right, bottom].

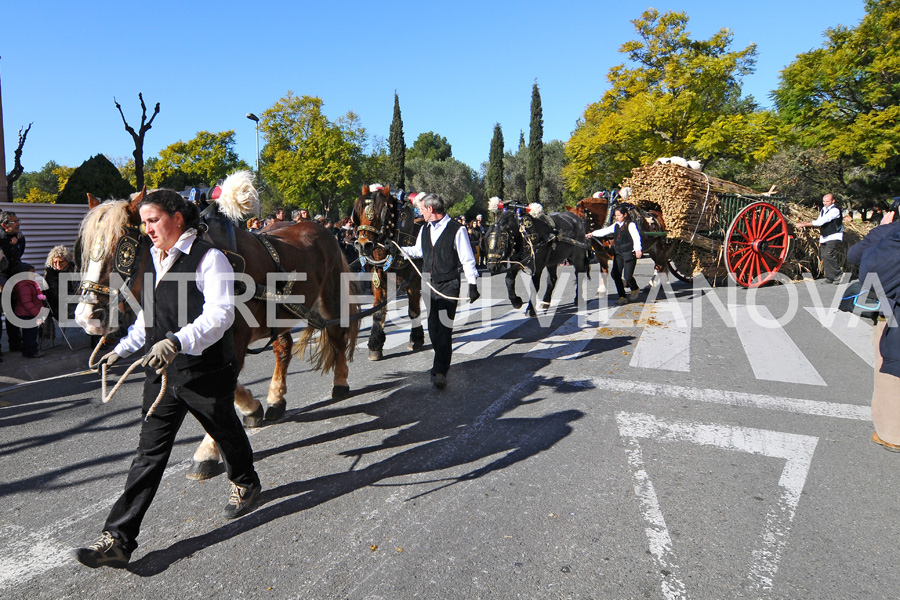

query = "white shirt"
[[114, 229, 236, 358], [590, 222, 642, 252], [811, 204, 844, 243], [401, 215, 479, 285]]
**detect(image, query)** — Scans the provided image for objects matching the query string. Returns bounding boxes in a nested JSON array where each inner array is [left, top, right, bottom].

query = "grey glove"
[[142, 338, 179, 374], [98, 351, 121, 368], [468, 283, 480, 303]]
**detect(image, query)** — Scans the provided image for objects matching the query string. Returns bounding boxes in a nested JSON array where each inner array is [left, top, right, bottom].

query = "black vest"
[[422, 219, 463, 284], [819, 206, 844, 237], [144, 239, 235, 375], [613, 222, 637, 256]]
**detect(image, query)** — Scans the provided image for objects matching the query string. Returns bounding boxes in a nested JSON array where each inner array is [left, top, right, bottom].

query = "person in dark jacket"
[[849, 206, 900, 450], [400, 193, 479, 389], [71, 189, 261, 569], [43, 245, 78, 322], [0, 211, 25, 352], [586, 205, 643, 305]]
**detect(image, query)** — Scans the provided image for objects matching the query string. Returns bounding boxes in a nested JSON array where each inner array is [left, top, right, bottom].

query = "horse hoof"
[[264, 401, 287, 422], [511, 297, 523, 309], [332, 385, 350, 400], [186, 460, 221, 481], [407, 340, 424, 351], [368, 349, 383, 361], [242, 405, 265, 428], [539, 301, 551, 308]]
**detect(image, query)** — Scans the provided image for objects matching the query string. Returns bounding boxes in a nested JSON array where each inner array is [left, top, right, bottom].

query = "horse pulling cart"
[[623, 162, 794, 288]]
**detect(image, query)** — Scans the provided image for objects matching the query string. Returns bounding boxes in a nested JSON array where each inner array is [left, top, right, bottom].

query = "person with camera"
[[796, 193, 844, 284], [400, 193, 479, 390], [848, 198, 900, 451]]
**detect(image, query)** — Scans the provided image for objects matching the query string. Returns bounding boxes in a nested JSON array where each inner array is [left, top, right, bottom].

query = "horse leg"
[[541, 265, 558, 308], [187, 434, 223, 480], [507, 267, 523, 309], [264, 332, 293, 422], [367, 271, 387, 360], [407, 276, 425, 351], [526, 270, 541, 317]]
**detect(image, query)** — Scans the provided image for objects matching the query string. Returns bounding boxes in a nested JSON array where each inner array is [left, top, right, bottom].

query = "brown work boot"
[[872, 432, 900, 452]]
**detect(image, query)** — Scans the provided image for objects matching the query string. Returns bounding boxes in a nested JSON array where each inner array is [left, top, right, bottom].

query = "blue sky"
[[1, 1, 867, 179]]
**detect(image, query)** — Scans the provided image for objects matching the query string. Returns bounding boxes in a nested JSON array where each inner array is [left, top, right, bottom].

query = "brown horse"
[[74, 179, 358, 479], [351, 185, 424, 360], [567, 196, 682, 291]]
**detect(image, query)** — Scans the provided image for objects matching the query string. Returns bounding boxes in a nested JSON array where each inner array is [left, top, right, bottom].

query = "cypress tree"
[[487, 123, 504, 200], [388, 92, 406, 189], [525, 82, 543, 204]]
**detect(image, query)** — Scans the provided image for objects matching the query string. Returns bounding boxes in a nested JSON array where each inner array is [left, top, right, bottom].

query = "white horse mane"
[[78, 200, 133, 270], [217, 171, 260, 221]]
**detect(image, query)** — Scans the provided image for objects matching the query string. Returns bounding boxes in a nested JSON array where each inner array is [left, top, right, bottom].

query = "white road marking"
[[454, 307, 530, 355], [524, 303, 625, 360], [617, 411, 817, 599], [803, 306, 874, 366], [734, 305, 827, 386], [573, 375, 870, 421], [629, 302, 692, 372]]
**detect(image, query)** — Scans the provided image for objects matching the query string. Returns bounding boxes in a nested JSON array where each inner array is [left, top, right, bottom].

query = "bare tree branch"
[[114, 93, 160, 189], [6, 122, 33, 187]]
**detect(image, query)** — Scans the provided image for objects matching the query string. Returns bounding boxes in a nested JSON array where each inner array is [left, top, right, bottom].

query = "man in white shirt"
[[400, 194, 479, 389], [797, 193, 844, 284]]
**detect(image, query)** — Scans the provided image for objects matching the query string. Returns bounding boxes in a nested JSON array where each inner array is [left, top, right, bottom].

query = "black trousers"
[[820, 240, 843, 281], [611, 253, 639, 298], [425, 279, 460, 377], [104, 365, 258, 550]]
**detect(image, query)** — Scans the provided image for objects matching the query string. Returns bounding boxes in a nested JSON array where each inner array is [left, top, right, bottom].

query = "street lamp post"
[[246, 112, 260, 176]]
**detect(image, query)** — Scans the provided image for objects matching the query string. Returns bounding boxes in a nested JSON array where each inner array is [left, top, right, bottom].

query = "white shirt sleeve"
[[113, 309, 146, 358], [590, 224, 617, 237], [811, 205, 841, 227], [629, 222, 642, 252], [400, 227, 424, 259], [454, 224, 479, 285]]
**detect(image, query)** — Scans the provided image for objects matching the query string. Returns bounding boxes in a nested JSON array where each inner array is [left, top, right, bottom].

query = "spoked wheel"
[[725, 201, 792, 288]]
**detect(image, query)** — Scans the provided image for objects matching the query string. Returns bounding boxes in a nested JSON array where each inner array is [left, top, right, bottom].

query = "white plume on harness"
[[488, 196, 502, 213], [527, 203, 544, 218], [216, 170, 260, 221]]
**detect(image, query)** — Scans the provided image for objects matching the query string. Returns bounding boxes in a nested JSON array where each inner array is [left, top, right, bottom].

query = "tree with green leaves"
[[406, 131, 452, 162], [56, 154, 134, 204], [773, 0, 900, 197], [406, 156, 481, 208], [563, 9, 780, 196], [526, 83, 544, 204], [149, 130, 249, 190], [261, 92, 365, 218], [486, 123, 504, 200], [388, 92, 406, 189]]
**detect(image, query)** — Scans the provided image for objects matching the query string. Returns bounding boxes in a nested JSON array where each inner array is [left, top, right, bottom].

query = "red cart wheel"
[[725, 201, 792, 288]]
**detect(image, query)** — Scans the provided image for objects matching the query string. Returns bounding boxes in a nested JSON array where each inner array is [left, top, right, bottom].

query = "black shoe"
[[432, 373, 447, 389], [71, 531, 132, 568], [224, 481, 261, 519]]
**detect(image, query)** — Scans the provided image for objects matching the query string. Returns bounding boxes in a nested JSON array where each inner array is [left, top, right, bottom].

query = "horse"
[[74, 173, 359, 480], [350, 184, 424, 360], [567, 196, 682, 291], [484, 205, 590, 316]]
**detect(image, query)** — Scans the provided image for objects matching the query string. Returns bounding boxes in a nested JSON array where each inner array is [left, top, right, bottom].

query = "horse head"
[[484, 210, 522, 274], [74, 189, 149, 336], [351, 184, 395, 265]]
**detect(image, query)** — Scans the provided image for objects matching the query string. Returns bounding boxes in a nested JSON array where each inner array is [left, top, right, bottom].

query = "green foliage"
[[406, 156, 482, 209], [448, 194, 475, 218], [503, 145, 527, 205], [526, 83, 544, 204], [261, 92, 366, 218], [564, 9, 779, 194], [10, 161, 63, 200], [388, 93, 406, 189], [407, 131, 452, 162], [774, 0, 900, 173], [539, 140, 567, 211], [57, 154, 134, 204], [487, 124, 505, 200], [149, 130, 249, 190]]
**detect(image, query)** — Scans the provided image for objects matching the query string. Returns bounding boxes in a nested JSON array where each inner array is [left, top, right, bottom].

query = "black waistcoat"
[[422, 219, 463, 284], [819, 207, 844, 238], [144, 239, 235, 375], [613, 222, 636, 256]]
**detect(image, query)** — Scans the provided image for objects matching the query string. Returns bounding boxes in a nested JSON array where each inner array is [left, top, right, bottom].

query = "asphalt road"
[[1, 262, 895, 600]]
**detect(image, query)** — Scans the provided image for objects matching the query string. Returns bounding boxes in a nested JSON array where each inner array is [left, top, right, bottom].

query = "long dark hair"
[[139, 190, 201, 230]]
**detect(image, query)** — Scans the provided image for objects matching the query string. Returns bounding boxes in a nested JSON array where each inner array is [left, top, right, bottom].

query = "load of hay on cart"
[[622, 161, 795, 288]]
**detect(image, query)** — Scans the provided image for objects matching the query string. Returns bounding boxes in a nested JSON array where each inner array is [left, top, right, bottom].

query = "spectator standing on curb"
[[0, 211, 25, 353], [847, 202, 900, 451], [796, 193, 844, 283]]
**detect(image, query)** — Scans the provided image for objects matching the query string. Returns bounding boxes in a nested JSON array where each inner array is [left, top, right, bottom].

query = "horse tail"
[[294, 240, 359, 373]]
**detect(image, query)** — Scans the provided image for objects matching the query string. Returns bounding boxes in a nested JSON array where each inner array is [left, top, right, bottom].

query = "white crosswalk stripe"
[[628, 301, 692, 372]]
